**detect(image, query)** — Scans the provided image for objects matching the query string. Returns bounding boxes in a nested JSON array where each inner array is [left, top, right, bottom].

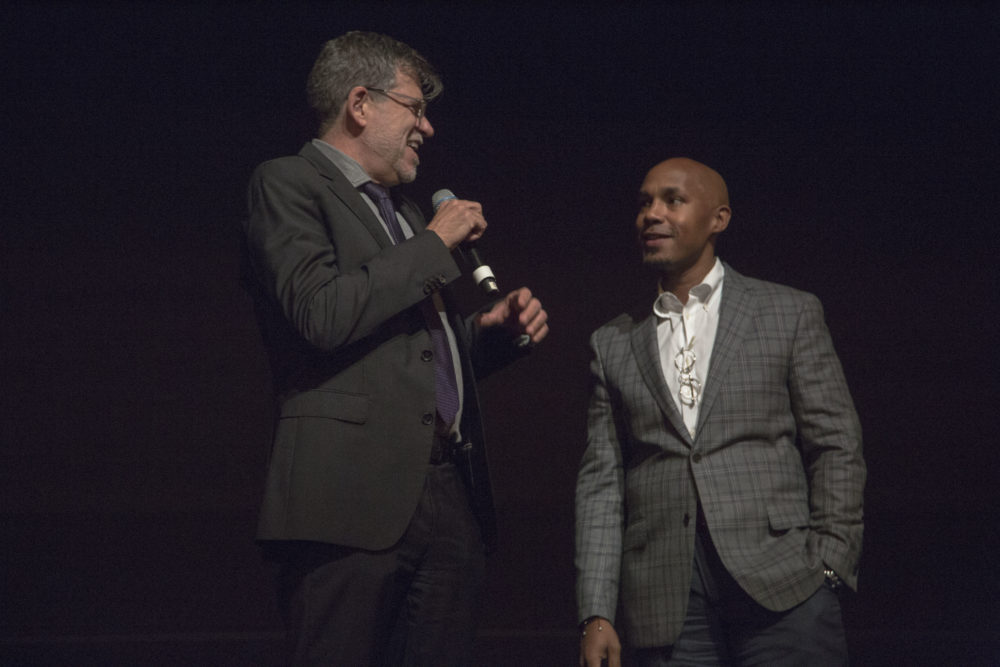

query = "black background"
[[2, 2, 998, 665]]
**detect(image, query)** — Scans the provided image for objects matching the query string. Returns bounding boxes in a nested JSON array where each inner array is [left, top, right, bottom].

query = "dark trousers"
[[634, 528, 848, 667], [273, 462, 486, 666]]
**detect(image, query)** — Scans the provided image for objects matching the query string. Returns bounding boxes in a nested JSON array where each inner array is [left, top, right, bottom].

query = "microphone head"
[[431, 189, 457, 212]]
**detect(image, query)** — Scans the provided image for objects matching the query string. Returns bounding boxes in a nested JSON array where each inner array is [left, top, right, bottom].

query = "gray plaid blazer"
[[575, 263, 865, 648]]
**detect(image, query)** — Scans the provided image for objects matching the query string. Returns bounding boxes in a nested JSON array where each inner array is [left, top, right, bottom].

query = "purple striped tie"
[[360, 181, 460, 427]]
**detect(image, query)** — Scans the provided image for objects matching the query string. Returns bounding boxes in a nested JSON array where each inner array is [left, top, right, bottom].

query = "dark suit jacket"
[[242, 142, 522, 552], [575, 264, 865, 648]]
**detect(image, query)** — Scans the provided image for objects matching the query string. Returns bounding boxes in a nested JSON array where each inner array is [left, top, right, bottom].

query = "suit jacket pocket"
[[767, 503, 810, 533], [279, 389, 369, 424]]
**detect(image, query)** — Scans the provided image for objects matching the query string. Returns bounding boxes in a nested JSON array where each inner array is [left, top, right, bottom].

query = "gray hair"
[[306, 31, 443, 135]]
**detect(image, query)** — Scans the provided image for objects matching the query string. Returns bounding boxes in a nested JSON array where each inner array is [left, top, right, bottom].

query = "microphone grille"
[[431, 189, 457, 211]]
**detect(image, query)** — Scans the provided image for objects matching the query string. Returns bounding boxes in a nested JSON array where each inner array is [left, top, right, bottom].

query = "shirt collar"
[[653, 258, 725, 319], [311, 138, 372, 188]]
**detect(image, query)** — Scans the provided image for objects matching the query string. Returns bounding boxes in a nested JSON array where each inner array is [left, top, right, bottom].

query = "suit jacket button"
[[421, 350, 433, 361], [421, 412, 434, 425], [692, 452, 702, 463]]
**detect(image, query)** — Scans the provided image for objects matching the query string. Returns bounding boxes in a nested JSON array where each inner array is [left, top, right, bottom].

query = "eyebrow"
[[639, 186, 684, 199]]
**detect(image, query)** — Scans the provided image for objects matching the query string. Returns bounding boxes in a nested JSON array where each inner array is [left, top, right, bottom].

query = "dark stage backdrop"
[[2, 3, 998, 665]]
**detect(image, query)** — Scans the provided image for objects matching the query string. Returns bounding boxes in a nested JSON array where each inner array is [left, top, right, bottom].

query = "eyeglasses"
[[366, 87, 427, 121], [674, 338, 701, 408]]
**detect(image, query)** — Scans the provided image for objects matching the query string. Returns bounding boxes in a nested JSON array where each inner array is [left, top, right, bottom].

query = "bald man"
[[575, 159, 865, 666]]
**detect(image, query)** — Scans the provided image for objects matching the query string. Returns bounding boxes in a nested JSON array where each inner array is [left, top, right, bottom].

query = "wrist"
[[579, 616, 607, 637]]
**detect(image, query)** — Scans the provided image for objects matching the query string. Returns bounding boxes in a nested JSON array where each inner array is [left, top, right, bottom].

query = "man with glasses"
[[242, 31, 548, 665], [575, 158, 864, 666]]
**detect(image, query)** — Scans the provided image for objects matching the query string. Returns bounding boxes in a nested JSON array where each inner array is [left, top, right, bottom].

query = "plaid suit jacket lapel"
[[629, 310, 692, 446], [696, 264, 755, 435]]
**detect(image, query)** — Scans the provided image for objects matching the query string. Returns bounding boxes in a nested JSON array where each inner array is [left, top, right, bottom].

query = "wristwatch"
[[823, 567, 844, 591]]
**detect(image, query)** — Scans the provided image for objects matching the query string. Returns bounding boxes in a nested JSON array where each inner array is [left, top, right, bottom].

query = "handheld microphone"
[[431, 188, 531, 348], [431, 189, 499, 295]]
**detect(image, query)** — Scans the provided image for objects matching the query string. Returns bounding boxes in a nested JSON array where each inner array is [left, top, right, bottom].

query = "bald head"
[[646, 158, 729, 209]]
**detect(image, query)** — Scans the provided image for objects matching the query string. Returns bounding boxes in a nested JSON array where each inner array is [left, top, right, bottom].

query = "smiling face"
[[361, 70, 435, 186], [636, 158, 731, 283]]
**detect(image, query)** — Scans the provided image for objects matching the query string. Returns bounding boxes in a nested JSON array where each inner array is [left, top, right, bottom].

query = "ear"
[[711, 205, 731, 233], [343, 85, 371, 128]]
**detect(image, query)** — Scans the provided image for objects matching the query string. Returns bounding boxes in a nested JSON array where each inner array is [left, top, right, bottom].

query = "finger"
[[506, 287, 532, 313], [516, 287, 533, 309], [530, 321, 549, 344], [443, 198, 480, 212], [478, 301, 506, 327], [519, 302, 547, 333], [517, 299, 542, 328], [586, 640, 607, 667]]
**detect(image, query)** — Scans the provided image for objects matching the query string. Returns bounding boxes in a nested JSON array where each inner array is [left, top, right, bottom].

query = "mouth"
[[405, 141, 422, 165], [641, 231, 674, 245]]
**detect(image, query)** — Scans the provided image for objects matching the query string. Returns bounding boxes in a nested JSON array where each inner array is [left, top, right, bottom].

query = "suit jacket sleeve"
[[575, 326, 626, 624], [790, 294, 865, 587], [245, 155, 460, 353]]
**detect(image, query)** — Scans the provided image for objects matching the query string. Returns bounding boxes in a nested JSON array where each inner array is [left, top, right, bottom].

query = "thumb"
[[507, 287, 531, 313], [476, 299, 509, 329]]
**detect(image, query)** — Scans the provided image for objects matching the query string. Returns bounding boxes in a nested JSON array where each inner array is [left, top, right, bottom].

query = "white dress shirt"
[[654, 258, 725, 438]]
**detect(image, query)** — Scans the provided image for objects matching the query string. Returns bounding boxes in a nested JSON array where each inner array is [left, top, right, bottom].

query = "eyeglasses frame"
[[365, 87, 427, 121]]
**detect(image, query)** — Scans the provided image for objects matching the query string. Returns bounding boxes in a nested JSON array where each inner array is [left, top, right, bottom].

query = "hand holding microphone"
[[426, 189, 487, 250], [431, 189, 548, 348], [431, 189, 498, 295]]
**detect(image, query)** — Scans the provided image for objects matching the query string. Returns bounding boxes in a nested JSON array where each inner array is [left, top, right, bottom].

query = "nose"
[[418, 114, 435, 137], [641, 199, 666, 226]]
